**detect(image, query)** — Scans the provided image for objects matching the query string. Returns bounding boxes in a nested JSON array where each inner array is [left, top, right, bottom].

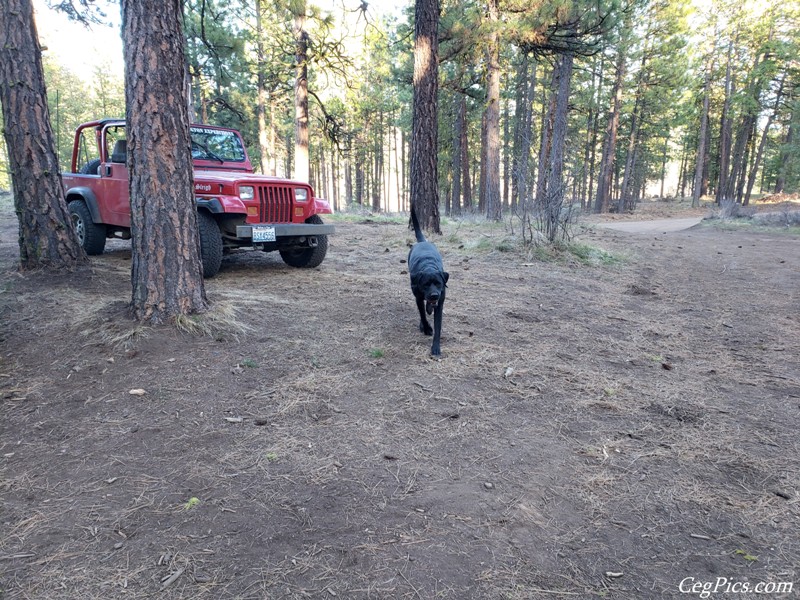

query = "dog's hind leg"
[[416, 296, 433, 336]]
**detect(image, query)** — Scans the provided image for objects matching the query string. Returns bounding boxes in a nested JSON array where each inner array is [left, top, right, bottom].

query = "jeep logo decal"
[[195, 183, 212, 192]]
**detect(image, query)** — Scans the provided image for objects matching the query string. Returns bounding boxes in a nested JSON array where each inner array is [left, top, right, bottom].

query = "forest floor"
[[1, 192, 799, 599]]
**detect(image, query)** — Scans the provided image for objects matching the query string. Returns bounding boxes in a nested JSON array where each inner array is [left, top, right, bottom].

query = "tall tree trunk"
[[774, 112, 795, 194], [483, 0, 501, 222], [410, 0, 440, 232], [511, 51, 527, 212], [372, 112, 383, 212], [734, 121, 755, 203], [587, 54, 603, 209], [401, 129, 408, 212], [535, 51, 574, 242], [581, 55, 599, 209], [594, 48, 625, 213], [744, 74, 785, 205], [255, 0, 269, 174], [356, 146, 365, 205], [122, 0, 207, 323], [677, 138, 687, 199], [345, 157, 353, 204], [0, 0, 87, 270], [478, 110, 487, 214], [293, 0, 309, 182], [395, 125, 402, 211], [502, 92, 510, 210], [716, 40, 735, 203], [659, 137, 668, 199], [461, 111, 472, 212], [617, 95, 642, 212], [450, 92, 464, 216], [692, 62, 713, 207], [512, 51, 536, 214]]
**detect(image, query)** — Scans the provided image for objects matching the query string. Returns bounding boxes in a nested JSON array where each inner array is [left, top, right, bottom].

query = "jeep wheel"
[[279, 215, 329, 268], [68, 200, 106, 255], [197, 211, 223, 278]]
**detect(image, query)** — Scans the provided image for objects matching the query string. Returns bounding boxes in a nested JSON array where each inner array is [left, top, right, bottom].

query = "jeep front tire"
[[279, 215, 329, 268], [68, 200, 106, 255], [197, 211, 223, 278]]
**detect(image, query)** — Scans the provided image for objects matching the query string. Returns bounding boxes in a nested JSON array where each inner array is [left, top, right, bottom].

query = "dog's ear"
[[442, 272, 449, 286]]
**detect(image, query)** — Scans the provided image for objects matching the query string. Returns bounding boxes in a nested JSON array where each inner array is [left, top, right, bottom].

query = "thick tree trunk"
[[581, 55, 599, 209], [617, 95, 642, 212], [0, 0, 86, 270], [121, 0, 207, 323], [482, 0, 501, 221], [502, 93, 510, 209], [410, 0, 440, 232], [716, 40, 735, 203], [255, 0, 269, 174], [511, 52, 527, 212], [587, 54, 603, 209], [535, 51, 574, 242], [293, 0, 309, 182], [594, 49, 625, 213]]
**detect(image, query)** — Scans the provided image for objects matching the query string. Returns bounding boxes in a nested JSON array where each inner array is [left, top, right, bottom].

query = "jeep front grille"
[[258, 186, 293, 223]]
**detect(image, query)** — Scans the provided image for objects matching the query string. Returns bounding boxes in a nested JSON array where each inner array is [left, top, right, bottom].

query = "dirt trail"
[[596, 216, 704, 233], [1, 199, 799, 599]]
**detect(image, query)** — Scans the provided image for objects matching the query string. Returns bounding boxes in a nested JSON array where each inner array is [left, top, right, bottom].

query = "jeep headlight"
[[294, 188, 308, 202], [239, 186, 254, 200]]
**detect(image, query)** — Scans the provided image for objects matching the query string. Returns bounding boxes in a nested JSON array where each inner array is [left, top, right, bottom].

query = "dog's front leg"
[[415, 294, 432, 335], [430, 296, 444, 356]]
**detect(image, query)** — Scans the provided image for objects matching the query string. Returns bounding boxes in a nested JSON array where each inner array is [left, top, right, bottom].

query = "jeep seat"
[[111, 140, 127, 164]]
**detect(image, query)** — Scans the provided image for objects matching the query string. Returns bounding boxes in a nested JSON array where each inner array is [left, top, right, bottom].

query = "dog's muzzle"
[[426, 298, 439, 315]]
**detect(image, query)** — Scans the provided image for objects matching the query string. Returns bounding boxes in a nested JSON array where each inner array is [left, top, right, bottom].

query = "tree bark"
[[0, 0, 87, 270], [482, 0, 501, 221], [410, 0, 440, 232], [121, 0, 207, 323], [716, 40, 735, 203], [293, 0, 309, 182], [255, 0, 270, 174], [594, 48, 625, 213], [535, 51, 574, 242], [691, 64, 712, 206], [511, 51, 528, 212]]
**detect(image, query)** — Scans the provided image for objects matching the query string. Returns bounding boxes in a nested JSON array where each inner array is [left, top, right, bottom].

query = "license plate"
[[252, 226, 276, 242]]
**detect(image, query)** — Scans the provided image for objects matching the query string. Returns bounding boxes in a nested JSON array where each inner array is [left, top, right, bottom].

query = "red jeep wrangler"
[[62, 119, 334, 277]]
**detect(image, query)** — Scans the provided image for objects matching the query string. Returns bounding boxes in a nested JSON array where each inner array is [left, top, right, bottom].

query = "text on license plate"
[[252, 226, 276, 242]]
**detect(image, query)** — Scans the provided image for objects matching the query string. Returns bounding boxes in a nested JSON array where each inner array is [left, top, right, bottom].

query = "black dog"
[[408, 205, 449, 356]]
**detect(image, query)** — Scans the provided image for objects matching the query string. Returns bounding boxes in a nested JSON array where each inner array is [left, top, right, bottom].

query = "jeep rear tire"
[[197, 211, 223, 278], [68, 200, 106, 255], [279, 215, 329, 268]]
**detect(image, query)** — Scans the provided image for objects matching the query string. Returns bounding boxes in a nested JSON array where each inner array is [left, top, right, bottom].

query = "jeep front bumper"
[[236, 223, 335, 239]]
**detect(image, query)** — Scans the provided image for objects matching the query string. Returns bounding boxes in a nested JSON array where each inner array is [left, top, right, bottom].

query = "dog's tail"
[[410, 204, 426, 243]]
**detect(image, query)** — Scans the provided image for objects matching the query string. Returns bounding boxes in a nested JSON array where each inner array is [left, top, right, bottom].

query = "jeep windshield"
[[191, 126, 246, 163]]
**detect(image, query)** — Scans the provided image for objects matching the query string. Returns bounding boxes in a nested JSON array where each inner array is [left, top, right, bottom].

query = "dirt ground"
[[1, 195, 799, 599]]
